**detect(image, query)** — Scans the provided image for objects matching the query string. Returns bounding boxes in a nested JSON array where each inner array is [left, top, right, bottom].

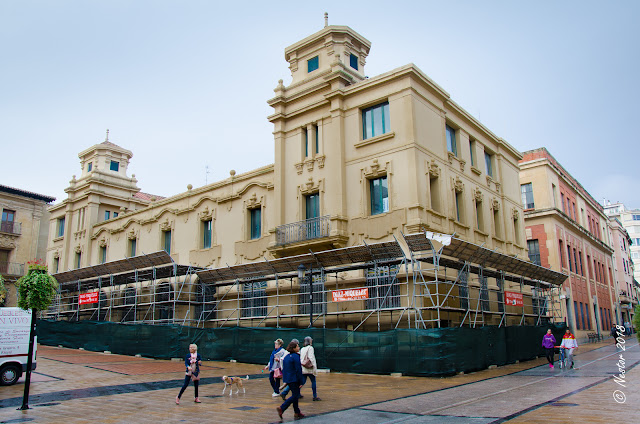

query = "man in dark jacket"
[[276, 339, 304, 420]]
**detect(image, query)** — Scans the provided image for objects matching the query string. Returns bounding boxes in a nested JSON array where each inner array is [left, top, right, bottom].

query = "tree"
[[15, 260, 58, 410], [0, 274, 6, 306], [634, 304, 640, 343]]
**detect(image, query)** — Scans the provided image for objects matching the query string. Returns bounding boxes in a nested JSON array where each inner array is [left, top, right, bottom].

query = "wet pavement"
[[0, 338, 637, 423]]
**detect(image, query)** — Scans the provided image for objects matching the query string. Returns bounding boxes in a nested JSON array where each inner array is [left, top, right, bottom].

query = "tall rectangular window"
[[163, 230, 171, 255], [99, 246, 107, 264], [307, 56, 319, 73], [578, 251, 583, 276], [527, 240, 541, 265], [314, 124, 319, 154], [305, 193, 320, 220], [585, 305, 591, 330], [53, 257, 59, 273], [485, 152, 494, 177], [110, 160, 119, 171], [349, 53, 358, 70], [567, 246, 573, 272], [520, 183, 535, 209], [242, 282, 268, 317], [580, 302, 586, 330], [370, 177, 389, 215], [455, 191, 462, 222], [446, 125, 457, 156], [250, 208, 261, 240], [574, 301, 580, 330], [75, 252, 81, 269], [57, 217, 65, 237], [203, 219, 212, 249], [493, 208, 502, 238], [87, 162, 92, 172], [552, 184, 557, 207], [573, 248, 578, 274], [429, 175, 441, 212], [104, 211, 110, 220], [469, 139, 476, 166], [475, 199, 484, 231], [362, 102, 390, 140], [129, 239, 136, 257], [366, 265, 400, 309], [559, 240, 565, 267], [304, 127, 309, 157]]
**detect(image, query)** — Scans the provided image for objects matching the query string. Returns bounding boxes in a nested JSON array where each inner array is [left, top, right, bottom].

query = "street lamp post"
[[298, 264, 312, 328]]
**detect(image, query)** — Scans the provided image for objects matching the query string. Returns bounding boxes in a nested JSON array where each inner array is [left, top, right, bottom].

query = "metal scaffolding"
[[403, 231, 567, 328], [44, 232, 567, 330]]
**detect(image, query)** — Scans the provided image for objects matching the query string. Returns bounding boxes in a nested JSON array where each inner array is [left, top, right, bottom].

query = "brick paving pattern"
[[0, 338, 636, 423]]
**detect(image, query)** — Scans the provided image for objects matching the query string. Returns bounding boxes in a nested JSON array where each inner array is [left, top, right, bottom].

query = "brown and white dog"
[[221, 375, 249, 395]]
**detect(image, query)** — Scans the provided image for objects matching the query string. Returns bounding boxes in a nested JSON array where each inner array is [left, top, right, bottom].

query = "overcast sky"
[[2, 1, 638, 209]]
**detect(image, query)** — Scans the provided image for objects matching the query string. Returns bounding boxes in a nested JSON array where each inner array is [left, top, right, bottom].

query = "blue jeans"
[[280, 383, 301, 414], [281, 374, 317, 398], [269, 371, 281, 394]]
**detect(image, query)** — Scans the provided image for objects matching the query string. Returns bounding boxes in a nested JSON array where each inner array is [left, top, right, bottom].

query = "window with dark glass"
[[53, 257, 59, 273], [485, 152, 494, 177], [99, 246, 106, 264], [370, 177, 389, 215], [243, 282, 267, 317], [520, 183, 534, 209], [469, 140, 476, 166], [314, 124, 319, 154], [446, 125, 457, 156], [1, 210, 15, 233], [250, 208, 261, 240], [362, 102, 390, 140], [129, 239, 136, 257], [307, 56, 319, 73], [75, 252, 81, 269], [203, 219, 212, 249], [87, 162, 92, 172], [574, 301, 580, 330], [455, 191, 462, 222], [110, 160, 119, 171], [163, 230, 171, 254], [350, 53, 358, 70], [527, 240, 541, 265], [299, 273, 327, 315], [365, 265, 400, 309], [104, 211, 110, 220], [57, 217, 65, 238]]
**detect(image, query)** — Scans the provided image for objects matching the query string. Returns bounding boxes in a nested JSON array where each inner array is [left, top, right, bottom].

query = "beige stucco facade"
[[520, 148, 616, 338], [1, 185, 55, 306], [46, 24, 534, 329]]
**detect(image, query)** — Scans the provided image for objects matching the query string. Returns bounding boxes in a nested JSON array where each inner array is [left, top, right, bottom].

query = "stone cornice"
[[524, 207, 614, 254]]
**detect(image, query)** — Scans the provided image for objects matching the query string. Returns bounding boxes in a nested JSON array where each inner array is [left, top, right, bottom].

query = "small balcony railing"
[[0, 220, 21, 235], [275, 216, 330, 246], [0, 261, 25, 276]]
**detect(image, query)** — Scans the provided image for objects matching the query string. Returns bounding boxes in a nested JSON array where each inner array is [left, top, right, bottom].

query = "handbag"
[[273, 367, 283, 378], [301, 349, 313, 368], [190, 373, 200, 382]]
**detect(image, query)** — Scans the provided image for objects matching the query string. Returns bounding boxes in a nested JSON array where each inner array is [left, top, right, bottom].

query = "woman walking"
[[281, 336, 320, 401], [265, 338, 287, 397], [542, 329, 556, 368], [176, 343, 202, 404], [276, 339, 305, 421]]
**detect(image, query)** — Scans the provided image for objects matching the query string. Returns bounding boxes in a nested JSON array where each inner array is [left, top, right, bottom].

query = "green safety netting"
[[36, 320, 566, 377]]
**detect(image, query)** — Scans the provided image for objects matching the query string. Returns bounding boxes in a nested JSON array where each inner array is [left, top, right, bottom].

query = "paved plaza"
[[0, 338, 637, 423]]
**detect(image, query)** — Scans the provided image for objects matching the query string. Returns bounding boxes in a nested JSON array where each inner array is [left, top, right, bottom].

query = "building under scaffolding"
[[44, 231, 567, 331]]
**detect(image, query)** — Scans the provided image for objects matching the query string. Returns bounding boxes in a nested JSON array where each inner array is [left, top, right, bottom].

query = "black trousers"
[[178, 374, 199, 398], [545, 347, 554, 364]]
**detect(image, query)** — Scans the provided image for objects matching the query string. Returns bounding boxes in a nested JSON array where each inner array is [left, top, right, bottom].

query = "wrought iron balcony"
[[0, 261, 25, 276], [0, 220, 21, 235], [275, 216, 331, 246]]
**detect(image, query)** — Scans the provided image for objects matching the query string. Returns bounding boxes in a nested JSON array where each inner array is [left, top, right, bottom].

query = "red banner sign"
[[505, 291, 523, 307], [79, 292, 99, 305], [332, 288, 369, 302]]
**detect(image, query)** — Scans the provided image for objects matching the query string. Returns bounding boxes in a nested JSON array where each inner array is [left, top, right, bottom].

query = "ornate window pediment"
[[159, 218, 173, 231], [127, 229, 138, 241], [74, 245, 82, 254], [512, 208, 520, 220], [199, 206, 214, 222], [98, 238, 108, 248], [453, 177, 464, 194], [300, 177, 322, 195], [491, 198, 500, 211], [427, 160, 441, 178], [473, 188, 484, 202], [363, 159, 388, 179]]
